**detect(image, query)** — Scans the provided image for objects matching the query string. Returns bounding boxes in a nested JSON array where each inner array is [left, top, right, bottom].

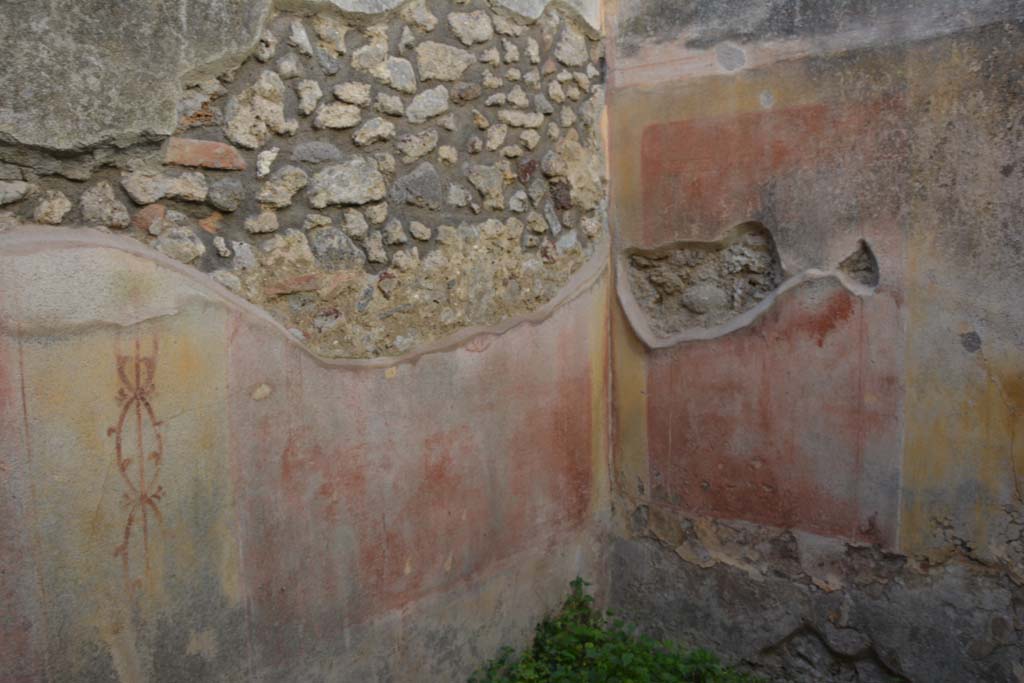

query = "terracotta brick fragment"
[[131, 203, 166, 231], [264, 273, 322, 296], [165, 137, 246, 171], [198, 211, 223, 234]]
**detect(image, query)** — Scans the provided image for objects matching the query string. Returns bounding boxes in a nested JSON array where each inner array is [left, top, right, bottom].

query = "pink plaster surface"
[[638, 99, 907, 248], [618, 98, 908, 547], [646, 277, 903, 546], [227, 294, 599, 658], [0, 227, 609, 679], [0, 332, 49, 682]]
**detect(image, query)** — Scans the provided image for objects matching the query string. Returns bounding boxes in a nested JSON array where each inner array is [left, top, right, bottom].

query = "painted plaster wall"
[[0, 1, 612, 680], [605, 1, 1024, 680], [4, 0, 1024, 680], [0, 226, 610, 681]]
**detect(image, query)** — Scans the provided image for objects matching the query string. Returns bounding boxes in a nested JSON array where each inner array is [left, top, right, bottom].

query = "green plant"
[[470, 578, 762, 683]]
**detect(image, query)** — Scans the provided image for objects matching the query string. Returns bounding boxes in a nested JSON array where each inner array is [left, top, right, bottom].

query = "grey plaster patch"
[[714, 43, 746, 71], [0, 0, 272, 151], [960, 331, 982, 353]]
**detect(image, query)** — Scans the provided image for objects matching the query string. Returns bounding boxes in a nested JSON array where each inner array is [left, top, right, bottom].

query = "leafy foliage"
[[470, 578, 761, 683]]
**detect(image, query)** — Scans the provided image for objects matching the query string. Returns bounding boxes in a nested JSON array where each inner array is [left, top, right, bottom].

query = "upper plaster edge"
[[0, 224, 609, 369], [605, 0, 1021, 87], [614, 245, 876, 351]]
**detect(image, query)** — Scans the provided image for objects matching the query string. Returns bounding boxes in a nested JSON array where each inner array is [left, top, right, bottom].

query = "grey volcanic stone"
[[295, 79, 323, 115], [448, 11, 494, 46], [555, 21, 590, 66], [208, 177, 245, 212], [0, 0, 271, 151], [385, 57, 417, 94], [497, 0, 600, 31], [0, 163, 22, 181], [342, 209, 369, 239], [415, 42, 476, 81], [375, 93, 405, 116], [353, 118, 396, 147], [390, 162, 442, 210], [257, 165, 309, 208], [365, 230, 387, 263], [309, 226, 366, 266], [396, 130, 439, 162], [155, 226, 206, 263], [292, 141, 344, 164], [308, 157, 387, 208], [383, 217, 408, 244], [406, 86, 450, 124], [0, 181, 35, 205], [467, 163, 505, 210], [80, 181, 130, 227], [400, 0, 437, 30], [681, 283, 730, 314]]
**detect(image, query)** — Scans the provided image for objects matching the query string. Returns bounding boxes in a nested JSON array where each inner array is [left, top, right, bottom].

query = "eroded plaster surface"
[[0, 226, 610, 680], [4, 0, 1024, 680], [611, 511, 1023, 683], [606, 1, 1024, 679]]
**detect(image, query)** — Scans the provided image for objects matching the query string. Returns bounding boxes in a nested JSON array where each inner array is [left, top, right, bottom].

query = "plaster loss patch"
[[838, 239, 880, 288], [0, 0, 606, 359], [624, 222, 783, 337]]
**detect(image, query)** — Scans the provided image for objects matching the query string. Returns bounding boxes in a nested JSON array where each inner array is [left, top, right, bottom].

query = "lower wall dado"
[[610, 505, 1022, 683]]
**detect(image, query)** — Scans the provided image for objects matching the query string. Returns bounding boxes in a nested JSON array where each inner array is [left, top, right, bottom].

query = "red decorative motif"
[[107, 337, 164, 592]]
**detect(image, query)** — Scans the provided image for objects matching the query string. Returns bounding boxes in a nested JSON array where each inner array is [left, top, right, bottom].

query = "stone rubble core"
[[620, 222, 881, 345], [0, 0, 606, 360], [624, 222, 785, 338]]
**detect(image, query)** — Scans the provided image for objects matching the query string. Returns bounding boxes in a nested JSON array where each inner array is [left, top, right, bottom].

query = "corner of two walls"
[[0, 0, 612, 680], [4, 0, 1023, 680]]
